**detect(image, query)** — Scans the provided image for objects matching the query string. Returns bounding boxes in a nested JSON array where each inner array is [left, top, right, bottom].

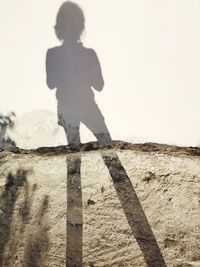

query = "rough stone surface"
[[0, 142, 200, 267]]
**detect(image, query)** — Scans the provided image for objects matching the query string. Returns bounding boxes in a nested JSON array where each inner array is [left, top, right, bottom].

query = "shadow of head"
[[55, 1, 85, 42]]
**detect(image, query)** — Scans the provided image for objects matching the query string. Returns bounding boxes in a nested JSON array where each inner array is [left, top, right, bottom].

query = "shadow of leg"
[[67, 155, 83, 267], [63, 121, 81, 147], [102, 152, 166, 267]]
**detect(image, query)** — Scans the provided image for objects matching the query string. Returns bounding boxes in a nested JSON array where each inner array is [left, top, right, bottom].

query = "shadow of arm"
[[46, 49, 57, 90], [89, 49, 104, 91]]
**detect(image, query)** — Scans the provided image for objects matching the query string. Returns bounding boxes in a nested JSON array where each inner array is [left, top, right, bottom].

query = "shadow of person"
[[47, 1, 166, 266], [102, 152, 167, 267], [46, 1, 111, 146]]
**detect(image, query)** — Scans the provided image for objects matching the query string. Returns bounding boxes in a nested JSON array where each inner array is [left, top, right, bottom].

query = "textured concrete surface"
[[0, 142, 200, 267]]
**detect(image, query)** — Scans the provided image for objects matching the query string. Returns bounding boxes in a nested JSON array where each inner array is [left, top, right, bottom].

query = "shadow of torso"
[[47, 43, 103, 122]]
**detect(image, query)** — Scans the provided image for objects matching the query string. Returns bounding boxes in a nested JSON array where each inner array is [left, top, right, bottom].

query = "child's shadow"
[[48, 2, 167, 266], [46, 1, 111, 146]]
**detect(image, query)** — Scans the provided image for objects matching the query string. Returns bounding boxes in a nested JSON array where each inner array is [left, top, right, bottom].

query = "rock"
[[0, 142, 200, 267]]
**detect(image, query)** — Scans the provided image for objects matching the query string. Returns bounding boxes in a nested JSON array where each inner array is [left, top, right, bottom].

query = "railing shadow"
[[102, 152, 166, 267], [66, 154, 83, 267]]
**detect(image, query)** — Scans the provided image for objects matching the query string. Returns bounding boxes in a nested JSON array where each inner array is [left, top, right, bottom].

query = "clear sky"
[[0, 0, 200, 146]]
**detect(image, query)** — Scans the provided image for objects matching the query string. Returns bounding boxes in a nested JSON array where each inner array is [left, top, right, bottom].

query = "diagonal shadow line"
[[66, 154, 83, 267], [102, 152, 167, 267]]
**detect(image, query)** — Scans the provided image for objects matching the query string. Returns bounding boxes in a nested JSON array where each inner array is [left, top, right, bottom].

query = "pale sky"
[[0, 0, 200, 146]]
